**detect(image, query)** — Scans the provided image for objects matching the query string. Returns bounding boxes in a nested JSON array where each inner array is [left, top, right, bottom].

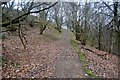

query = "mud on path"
[[2, 28, 85, 78]]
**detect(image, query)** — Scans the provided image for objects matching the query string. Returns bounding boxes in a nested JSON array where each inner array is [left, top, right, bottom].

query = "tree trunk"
[[40, 24, 46, 34], [113, 1, 119, 54], [98, 24, 102, 50]]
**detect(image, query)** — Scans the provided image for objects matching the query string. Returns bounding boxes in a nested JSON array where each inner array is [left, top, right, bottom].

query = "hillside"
[[2, 27, 119, 78]]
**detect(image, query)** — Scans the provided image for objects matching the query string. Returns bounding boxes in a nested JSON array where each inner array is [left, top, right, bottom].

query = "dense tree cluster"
[[62, 1, 120, 55], [1, 0, 120, 54]]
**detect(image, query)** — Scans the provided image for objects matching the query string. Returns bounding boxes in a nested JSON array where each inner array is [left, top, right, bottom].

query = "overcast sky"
[[10, 0, 114, 3]]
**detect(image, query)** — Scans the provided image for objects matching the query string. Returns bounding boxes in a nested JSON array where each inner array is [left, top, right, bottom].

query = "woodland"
[[0, 0, 120, 78]]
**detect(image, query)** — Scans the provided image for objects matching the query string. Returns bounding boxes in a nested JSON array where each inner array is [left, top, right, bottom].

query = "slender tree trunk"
[[18, 21, 26, 49], [98, 24, 101, 50], [113, 1, 119, 54]]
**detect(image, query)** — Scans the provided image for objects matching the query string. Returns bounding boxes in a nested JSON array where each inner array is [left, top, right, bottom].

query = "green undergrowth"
[[70, 39, 97, 78], [40, 28, 62, 42], [1, 56, 20, 68]]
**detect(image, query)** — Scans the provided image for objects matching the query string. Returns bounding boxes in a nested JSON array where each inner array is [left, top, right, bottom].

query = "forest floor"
[[1, 27, 119, 78]]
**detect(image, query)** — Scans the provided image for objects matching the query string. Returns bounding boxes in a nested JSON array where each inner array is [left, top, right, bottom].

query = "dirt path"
[[52, 29, 86, 78], [2, 28, 86, 78]]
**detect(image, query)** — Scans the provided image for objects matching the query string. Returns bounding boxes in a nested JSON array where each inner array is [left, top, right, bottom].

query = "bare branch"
[[102, 2, 114, 13], [2, 2, 58, 27]]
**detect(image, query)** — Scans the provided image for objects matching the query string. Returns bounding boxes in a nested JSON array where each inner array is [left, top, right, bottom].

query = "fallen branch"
[[80, 45, 109, 58]]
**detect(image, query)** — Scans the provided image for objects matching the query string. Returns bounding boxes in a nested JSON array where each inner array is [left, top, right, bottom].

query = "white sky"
[[9, 0, 114, 3]]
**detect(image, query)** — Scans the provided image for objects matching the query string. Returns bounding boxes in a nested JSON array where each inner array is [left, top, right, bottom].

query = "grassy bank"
[[70, 39, 97, 78]]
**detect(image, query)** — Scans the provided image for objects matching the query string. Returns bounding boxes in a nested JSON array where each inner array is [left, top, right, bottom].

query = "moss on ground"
[[70, 39, 97, 78]]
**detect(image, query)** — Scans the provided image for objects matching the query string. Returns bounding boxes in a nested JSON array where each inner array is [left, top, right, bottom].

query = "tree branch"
[[2, 2, 58, 27], [102, 2, 114, 13]]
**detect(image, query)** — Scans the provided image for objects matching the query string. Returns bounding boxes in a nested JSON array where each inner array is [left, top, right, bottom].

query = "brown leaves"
[[80, 45, 119, 78], [2, 27, 60, 78]]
